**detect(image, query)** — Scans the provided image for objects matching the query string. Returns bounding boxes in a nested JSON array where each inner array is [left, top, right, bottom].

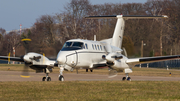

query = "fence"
[[135, 59, 180, 69]]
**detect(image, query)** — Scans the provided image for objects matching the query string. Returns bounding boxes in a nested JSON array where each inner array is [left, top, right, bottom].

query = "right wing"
[[126, 55, 180, 65]]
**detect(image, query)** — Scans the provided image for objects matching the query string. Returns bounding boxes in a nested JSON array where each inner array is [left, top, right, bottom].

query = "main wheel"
[[86, 69, 88, 72], [59, 75, 64, 81], [47, 77, 51, 81], [127, 77, 131, 81], [42, 77, 46, 81], [90, 69, 93, 72], [122, 77, 126, 81]]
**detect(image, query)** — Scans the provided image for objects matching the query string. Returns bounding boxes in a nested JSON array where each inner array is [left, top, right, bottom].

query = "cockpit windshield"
[[63, 42, 84, 48]]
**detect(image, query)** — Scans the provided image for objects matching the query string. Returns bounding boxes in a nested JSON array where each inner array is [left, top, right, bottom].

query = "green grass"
[[0, 64, 180, 77], [1, 64, 180, 100], [1, 81, 180, 101]]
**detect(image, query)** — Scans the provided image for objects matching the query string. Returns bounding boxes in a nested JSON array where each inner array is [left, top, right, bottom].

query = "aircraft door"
[[66, 51, 78, 67]]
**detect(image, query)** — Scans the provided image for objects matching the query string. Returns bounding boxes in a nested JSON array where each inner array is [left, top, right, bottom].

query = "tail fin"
[[85, 15, 168, 48]]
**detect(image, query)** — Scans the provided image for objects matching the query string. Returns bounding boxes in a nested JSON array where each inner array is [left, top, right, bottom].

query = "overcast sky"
[[0, 0, 147, 31]]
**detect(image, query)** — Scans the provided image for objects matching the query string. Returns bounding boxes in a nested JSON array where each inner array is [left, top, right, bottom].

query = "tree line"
[[0, 0, 180, 57]]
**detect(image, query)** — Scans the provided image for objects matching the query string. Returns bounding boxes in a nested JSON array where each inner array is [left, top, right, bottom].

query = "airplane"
[[0, 52, 57, 81], [56, 15, 180, 81], [1, 15, 180, 82]]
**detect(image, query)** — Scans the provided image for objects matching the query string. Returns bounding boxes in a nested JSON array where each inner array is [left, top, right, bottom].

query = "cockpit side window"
[[72, 42, 84, 48], [63, 42, 84, 48], [63, 42, 73, 47]]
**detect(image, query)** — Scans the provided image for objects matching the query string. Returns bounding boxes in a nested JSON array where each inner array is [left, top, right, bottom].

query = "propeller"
[[102, 52, 123, 78], [108, 69, 118, 78], [20, 62, 31, 78], [122, 47, 127, 57], [20, 55, 31, 78]]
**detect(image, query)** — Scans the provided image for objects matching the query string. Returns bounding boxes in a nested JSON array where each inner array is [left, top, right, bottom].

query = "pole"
[[13, 47, 15, 64], [141, 40, 143, 57]]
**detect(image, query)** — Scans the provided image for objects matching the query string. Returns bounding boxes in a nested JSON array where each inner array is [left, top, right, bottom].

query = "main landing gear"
[[122, 73, 131, 81], [42, 73, 51, 81]]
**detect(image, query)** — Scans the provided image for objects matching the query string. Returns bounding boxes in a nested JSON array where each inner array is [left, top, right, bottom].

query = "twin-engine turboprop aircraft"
[[56, 15, 180, 81], [1, 15, 180, 81]]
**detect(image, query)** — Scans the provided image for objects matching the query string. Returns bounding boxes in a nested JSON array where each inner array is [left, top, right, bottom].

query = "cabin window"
[[85, 44, 88, 49], [92, 44, 94, 50], [100, 45, 102, 50], [94, 45, 97, 50], [97, 45, 100, 50], [104, 46, 106, 51]]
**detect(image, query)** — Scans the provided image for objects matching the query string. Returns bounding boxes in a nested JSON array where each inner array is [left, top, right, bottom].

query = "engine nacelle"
[[109, 60, 129, 71]]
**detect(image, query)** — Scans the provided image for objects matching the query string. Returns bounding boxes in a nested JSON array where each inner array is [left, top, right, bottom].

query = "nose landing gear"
[[59, 65, 65, 81]]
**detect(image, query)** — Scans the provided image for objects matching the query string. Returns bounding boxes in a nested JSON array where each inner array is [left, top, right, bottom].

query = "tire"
[[47, 77, 51, 81], [59, 75, 64, 81], [127, 77, 131, 81], [86, 69, 88, 72], [90, 69, 93, 72], [42, 77, 46, 81], [122, 77, 126, 81]]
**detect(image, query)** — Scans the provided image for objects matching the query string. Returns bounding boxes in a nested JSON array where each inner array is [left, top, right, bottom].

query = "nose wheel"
[[59, 75, 64, 81], [42, 73, 51, 81]]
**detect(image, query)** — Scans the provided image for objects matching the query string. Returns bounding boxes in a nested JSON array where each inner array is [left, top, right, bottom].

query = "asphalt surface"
[[1, 71, 180, 82]]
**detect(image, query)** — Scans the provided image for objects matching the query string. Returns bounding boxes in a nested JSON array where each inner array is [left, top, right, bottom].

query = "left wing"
[[126, 55, 180, 65], [0, 56, 24, 62]]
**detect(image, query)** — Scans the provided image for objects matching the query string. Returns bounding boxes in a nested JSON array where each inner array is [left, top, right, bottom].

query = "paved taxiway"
[[0, 71, 180, 81]]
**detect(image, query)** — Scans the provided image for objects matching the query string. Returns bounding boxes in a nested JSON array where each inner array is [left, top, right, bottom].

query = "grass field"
[[1, 64, 180, 101], [1, 81, 180, 101], [0, 64, 180, 77]]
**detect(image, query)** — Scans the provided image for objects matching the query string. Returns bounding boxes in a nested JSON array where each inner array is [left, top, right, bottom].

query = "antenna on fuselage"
[[94, 35, 96, 41]]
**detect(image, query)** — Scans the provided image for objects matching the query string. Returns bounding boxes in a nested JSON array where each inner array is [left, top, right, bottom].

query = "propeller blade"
[[122, 47, 128, 57], [108, 69, 117, 78], [20, 62, 30, 78], [8, 52, 10, 63]]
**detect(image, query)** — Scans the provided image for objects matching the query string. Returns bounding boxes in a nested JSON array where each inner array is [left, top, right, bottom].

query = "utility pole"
[[160, 21, 163, 56], [141, 40, 143, 57]]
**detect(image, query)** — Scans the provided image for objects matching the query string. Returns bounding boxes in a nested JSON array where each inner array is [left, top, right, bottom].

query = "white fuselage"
[[56, 39, 130, 71]]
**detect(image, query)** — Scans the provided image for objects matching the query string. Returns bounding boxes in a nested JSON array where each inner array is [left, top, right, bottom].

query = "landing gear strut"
[[58, 65, 64, 81]]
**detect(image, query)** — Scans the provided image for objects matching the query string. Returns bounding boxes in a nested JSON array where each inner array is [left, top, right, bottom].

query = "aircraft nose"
[[57, 52, 66, 64]]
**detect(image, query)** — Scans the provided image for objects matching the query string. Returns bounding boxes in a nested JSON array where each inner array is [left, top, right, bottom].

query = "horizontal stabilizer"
[[126, 55, 180, 65], [85, 15, 168, 19]]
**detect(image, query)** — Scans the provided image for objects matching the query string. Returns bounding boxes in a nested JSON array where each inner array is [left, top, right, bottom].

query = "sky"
[[0, 0, 147, 32]]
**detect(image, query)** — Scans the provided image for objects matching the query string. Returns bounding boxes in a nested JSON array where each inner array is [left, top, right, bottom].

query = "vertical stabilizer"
[[111, 15, 125, 48]]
